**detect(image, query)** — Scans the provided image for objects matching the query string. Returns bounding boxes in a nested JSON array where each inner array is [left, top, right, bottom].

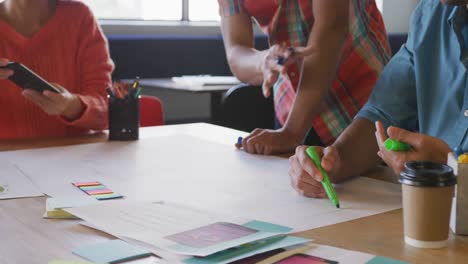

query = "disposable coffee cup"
[[400, 161, 456, 248]]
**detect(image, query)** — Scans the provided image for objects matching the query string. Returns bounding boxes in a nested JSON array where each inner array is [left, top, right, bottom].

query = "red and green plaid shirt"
[[219, 0, 391, 145]]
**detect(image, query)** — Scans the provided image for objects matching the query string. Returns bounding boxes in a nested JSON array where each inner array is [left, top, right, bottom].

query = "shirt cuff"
[[355, 105, 394, 130]]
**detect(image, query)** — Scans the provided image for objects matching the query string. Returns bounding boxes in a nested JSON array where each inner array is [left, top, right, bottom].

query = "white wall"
[[382, 0, 420, 33]]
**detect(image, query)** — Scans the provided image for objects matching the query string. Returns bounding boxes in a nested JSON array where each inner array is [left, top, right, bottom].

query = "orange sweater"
[[0, 0, 113, 139]]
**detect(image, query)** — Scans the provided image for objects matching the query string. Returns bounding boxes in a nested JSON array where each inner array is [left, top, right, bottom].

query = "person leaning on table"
[[218, 0, 391, 155], [0, 0, 113, 139], [289, 0, 468, 198]]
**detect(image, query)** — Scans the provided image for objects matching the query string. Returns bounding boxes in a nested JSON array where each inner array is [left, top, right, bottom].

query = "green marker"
[[0, 185, 4, 193], [306, 146, 340, 208], [384, 139, 410, 151]]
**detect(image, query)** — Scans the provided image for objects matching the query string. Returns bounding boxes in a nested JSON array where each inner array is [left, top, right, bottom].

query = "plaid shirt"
[[219, 0, 391, 145]]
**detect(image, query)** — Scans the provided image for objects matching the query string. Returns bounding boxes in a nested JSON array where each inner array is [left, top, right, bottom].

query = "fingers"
[[321, 146, 340, 176], [262, 44, 291, 97], [289, 154, 326, 198], [0, 69, 13, 79], [243, 128, 263, 154], [289, 45, 315, 57], [0, 58, 9, 66], [387, 126, 423, 149], [295, 146, 323, 181], [377, 149, 406, 175], [262, 71, 278, 98], [374, 121, 387, 147], [22, 90, 51, 110], [0, 58, 13, 79]]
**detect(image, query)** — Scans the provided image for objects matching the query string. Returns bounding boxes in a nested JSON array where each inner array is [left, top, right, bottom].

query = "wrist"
[[279, 125, 306, 145], [62, 95, 84, 120]]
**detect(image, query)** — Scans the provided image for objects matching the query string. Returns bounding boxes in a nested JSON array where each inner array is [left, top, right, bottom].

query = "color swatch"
[[72, 181, 123, 200]]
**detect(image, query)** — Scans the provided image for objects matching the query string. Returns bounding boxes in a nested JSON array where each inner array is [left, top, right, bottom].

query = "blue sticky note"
[[242, 220, 293, 233], [73, 239, 152, 263], [367, 256, 408, 264]]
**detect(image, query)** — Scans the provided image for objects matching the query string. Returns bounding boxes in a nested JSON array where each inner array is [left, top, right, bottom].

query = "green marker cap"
[[384, 139, 410, 152]]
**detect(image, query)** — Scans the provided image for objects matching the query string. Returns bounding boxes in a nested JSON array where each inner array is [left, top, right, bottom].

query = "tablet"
[[1, 62, 60, 93]]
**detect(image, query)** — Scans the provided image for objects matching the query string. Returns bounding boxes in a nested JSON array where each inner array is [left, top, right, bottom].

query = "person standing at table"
[[0, 0, 113, 139], [218, 0, 391, 155], [288, 0, 468, 198]]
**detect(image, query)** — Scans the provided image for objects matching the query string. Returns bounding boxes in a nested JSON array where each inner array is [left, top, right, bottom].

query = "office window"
[[81, 0, 183, 20], [81, 0, 220, 21], [189, 0, 220, 21], [83, 1, 381, 22], [377, 0, 383, 12]]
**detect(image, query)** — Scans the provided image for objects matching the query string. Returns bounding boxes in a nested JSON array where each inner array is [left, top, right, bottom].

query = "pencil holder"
[[108, 95, 140, 141]]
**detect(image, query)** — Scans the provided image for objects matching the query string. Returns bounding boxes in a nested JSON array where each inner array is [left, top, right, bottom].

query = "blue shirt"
[[356, 0, 468, 152]]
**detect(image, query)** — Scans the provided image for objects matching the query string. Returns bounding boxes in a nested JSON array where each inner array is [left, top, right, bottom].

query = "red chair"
[[140, 95, 165, 127]]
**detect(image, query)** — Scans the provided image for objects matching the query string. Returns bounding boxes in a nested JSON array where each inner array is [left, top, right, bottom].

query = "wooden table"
[[1, 123, 467, 264]]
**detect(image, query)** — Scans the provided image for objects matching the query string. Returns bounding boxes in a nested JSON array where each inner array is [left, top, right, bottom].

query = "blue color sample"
[[367, 256, 408, 264], [242, 220, 292, 233], [73, 239, 152, 263]]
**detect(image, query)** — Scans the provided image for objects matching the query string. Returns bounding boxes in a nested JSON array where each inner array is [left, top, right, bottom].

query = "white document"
[[0, 162, 43, 200], [66, 201, 291, 257], [0, 135, 402, 232], [172, 75, 240, 87]]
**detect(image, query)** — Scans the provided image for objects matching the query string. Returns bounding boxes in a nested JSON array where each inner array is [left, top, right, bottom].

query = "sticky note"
[[85, 189, 114, 195], [458, 154, 468, 164], [72, 181, 101, 187], [93, 193, 123, 200], [367, 256, 408, 264], [79, 185, 107, 191], [73, 240, 152, 263]]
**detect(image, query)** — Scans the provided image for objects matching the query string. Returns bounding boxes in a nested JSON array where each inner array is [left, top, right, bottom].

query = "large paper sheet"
[[66, 201, 292, 257], [0, 162, 43, 199], [0, 135, 402, 231]]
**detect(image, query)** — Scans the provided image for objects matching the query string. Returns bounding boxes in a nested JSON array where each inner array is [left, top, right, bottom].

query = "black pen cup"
[[108, 95, 140, 140]]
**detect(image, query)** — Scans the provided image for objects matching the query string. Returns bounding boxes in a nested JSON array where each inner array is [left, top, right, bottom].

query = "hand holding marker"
[[306, 146, 340, 208], [384, 139, 411, 151]]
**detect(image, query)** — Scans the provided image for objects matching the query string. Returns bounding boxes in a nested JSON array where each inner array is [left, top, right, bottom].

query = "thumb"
[[321, 146, 340, 174], [387, 126, 422, 149]]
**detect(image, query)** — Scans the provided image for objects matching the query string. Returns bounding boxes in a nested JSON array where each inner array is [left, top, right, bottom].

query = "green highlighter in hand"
[[384, 139, 411, 151], [306, 146, 340, 208]]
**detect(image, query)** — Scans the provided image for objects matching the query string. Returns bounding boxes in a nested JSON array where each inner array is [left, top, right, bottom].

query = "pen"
[[454, 128, 468, 158], [106, 87, 114, 97], [237, 137, 243, 146], [276, 56, 286, 65], [306, 146, 340, 208], [134, 88, 142, 98], [132, 76, 140, 90], [384, 139, 410, 152]]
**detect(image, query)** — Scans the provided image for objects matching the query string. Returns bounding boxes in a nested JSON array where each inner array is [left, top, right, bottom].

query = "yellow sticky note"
[[459, 154, 468, 164]]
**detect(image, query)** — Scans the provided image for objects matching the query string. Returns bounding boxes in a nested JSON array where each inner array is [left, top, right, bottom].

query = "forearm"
[[226, 46, 266, 86], [332, 118, 381, 181], [283, 24, 348, 140]]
